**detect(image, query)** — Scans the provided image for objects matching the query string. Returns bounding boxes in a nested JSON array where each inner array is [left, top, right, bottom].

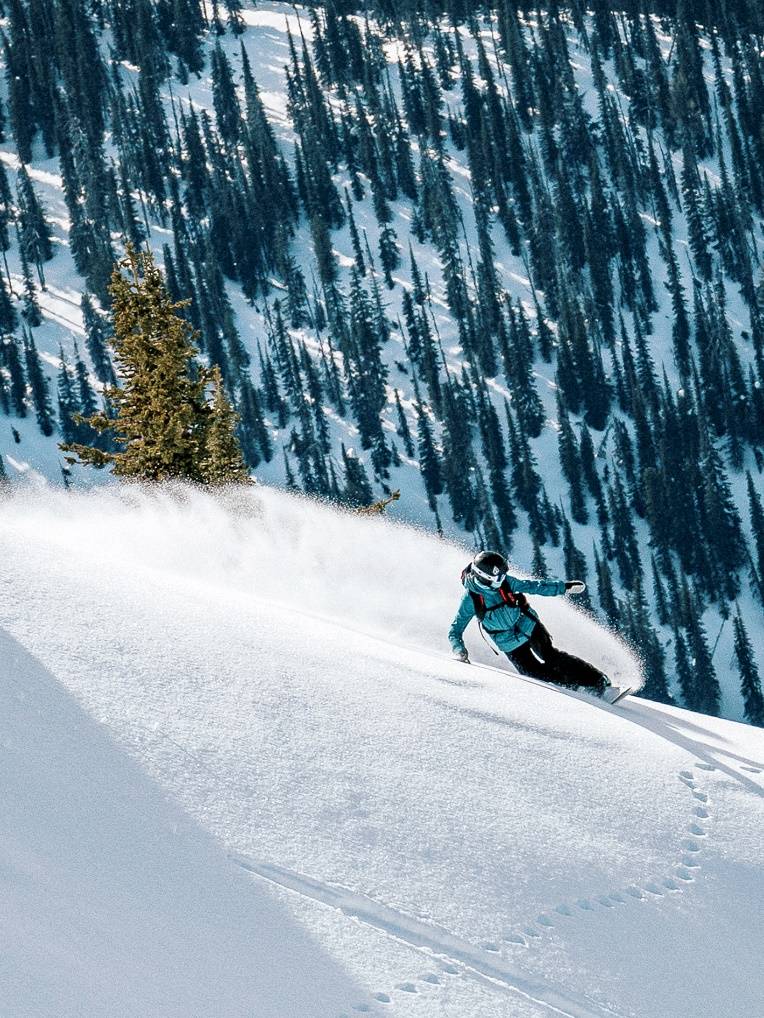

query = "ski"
[[607, 686, 634, 706]]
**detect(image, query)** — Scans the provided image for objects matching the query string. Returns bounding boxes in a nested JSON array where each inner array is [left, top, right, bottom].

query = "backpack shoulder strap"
[[498, 579, 529, 612], [468, 589, 486, 619], [461, 564, 486, 620]]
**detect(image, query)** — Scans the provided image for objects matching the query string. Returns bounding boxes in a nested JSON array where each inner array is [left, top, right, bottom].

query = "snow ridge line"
[[229, 855, 620, 1018]]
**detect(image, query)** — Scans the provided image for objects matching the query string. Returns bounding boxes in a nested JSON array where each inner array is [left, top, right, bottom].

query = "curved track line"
[[230, 855, 624, 1018], [327, 760, 714, 1016], [498, 761, 714, 949]]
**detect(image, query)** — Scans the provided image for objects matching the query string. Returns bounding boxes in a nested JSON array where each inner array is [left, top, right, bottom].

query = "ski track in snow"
[[233, 644, 760, 1017], [120, 656, 750, 1018], [230, 857, 610, 1018], [230, 759, 720, 1018]]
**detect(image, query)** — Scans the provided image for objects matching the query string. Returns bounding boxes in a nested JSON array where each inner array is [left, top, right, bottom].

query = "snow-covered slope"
[[2, 1, 763, 723], [1, 486, 762, 1017]]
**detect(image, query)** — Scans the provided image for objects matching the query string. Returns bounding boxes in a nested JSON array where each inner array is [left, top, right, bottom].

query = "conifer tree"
[[1, 335, 27, 417], [0, 269, 16, 334], [62, 245, 245, 483], [561, 513, 591, 610], [340, 443, 374, 507], [415, 400, 443, 511], [531, 534, 548, 578], [733, 609, 764, 726], [57, 348, 78, 445], [699, 432, 745, 596], [746, 472, 764, 599], [393, 388, 414, 458], [608, 473, 641, 590], [199, 366, 250, 484], [16, 166, 54, 284], [73, 343, 98, 418], [673, 629, 695, 709], [636, 617, 673, 705], [24, 331, 54, 436], [81, 293, 116, 384], [684, 610, 722, 717], [650, 554, 671, 627], [0, 366, 8, 416], [224, 0, 245, 36], [236, 373, 272, 468], [18, 240, 42, 326], [598, 541, 623, 627], [441, 380, 477, 532], [211, 41, 241, 146], [282, 448, 298, 490], [557, 397, 588, 524]]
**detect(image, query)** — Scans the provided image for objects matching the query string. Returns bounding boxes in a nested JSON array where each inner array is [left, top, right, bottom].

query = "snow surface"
[[1, 485, 763, 1017]]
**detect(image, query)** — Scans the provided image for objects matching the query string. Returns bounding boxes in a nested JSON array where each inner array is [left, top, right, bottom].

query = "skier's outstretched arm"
[[508, 575, 567, 597], [449, 592, 475, 660]]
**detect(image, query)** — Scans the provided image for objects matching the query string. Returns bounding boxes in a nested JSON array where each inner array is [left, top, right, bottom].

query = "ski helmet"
[[471, 550, 508, 589]]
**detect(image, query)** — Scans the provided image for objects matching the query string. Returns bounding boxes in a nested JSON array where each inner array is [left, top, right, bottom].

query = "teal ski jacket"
[[449, 571, 567, 655]]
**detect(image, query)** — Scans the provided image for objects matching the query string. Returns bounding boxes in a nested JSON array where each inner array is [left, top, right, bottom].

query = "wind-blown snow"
[[0, 482, 640, 682], [1, 485, 763, 1017]]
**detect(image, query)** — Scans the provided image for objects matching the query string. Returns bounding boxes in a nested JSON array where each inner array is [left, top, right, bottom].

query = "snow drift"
[[1, 484, 762, 1018]]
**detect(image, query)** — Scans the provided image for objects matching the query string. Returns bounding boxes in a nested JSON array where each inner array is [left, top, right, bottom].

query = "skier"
[[450, 550, 625, 703]]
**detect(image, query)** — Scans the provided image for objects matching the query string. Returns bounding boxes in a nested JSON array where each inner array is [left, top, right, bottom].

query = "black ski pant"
[[506, 621, 605, 690]]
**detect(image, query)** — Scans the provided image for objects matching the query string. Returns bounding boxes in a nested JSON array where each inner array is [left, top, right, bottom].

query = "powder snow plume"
[[0, 482, 642, 690]]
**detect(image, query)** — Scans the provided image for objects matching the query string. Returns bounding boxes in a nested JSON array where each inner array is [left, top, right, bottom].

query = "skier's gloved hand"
[[453, 648, 470, 663], [565, 580, 586, 595]]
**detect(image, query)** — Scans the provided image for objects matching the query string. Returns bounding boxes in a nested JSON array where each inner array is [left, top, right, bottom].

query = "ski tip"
[[608, 686, 634, 706]]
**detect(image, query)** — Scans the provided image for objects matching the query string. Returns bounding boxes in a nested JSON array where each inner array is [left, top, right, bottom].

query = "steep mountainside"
[[0, 1, 763, 721]]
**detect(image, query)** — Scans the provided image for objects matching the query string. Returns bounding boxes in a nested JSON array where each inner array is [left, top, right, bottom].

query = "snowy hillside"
[[1, 1, 764, 724], [1, 485, 763, 1017]]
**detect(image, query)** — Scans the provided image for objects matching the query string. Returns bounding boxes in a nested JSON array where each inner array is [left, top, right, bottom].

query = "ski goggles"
[[473, 567, 506, 589]]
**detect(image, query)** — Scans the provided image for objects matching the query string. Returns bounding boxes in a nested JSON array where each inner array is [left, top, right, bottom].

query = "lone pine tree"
[[62, 245, 249, 484]]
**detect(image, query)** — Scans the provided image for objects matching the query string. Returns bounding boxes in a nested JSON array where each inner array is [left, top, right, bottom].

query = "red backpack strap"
[[499, 579, 529, 611]]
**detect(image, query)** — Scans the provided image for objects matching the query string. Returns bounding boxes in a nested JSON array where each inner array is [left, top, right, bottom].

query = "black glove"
[[453, 648, 470, 663], [565, 580, 586, 595]]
